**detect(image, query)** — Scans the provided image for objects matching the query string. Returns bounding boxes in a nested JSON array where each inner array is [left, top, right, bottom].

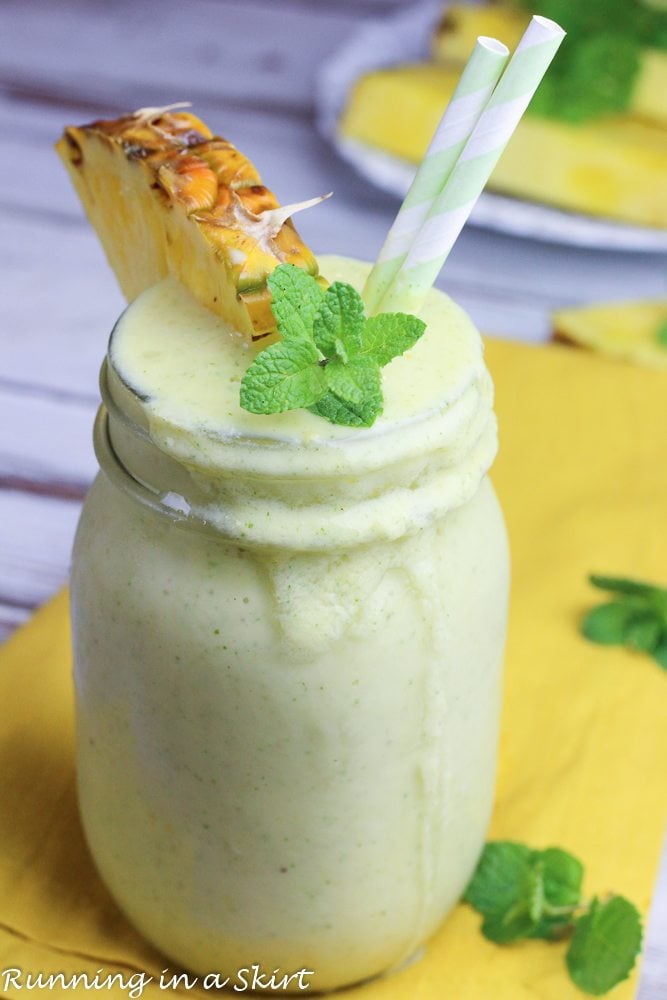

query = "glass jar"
[[71, 270, 509, 992]]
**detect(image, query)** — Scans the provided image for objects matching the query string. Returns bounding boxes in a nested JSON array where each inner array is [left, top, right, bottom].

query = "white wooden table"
[[1, 1, 666, 995]]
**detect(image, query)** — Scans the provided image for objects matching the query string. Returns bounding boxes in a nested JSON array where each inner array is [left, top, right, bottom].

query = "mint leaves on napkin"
[[465, 842, 643, 995], [582, 574, 667, 670]]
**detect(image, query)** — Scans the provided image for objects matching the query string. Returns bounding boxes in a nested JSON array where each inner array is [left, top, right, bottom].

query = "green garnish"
[[464, 842, 583, 943], [465, 841, 643, 995], [567, 896, 644, 996], [655, 319, 667, 349], [240, 264, 426, 427], [581, 574, 667, 670], [516, 0, 667, 122]]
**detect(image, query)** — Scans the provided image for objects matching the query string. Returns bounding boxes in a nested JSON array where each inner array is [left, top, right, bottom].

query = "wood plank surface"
[[0, 1, 666, 993], [0, 490, 82, 610]]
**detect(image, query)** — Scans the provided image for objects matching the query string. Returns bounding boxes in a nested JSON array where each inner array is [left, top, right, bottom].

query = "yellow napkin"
[[1, 339, 666, 999]]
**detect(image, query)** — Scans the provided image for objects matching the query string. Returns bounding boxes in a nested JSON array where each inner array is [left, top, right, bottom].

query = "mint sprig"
[[240, 264, 426, 427], [581, 574, 667, 671], [465, 843, 584, 945], [465, 841, 643, 995]]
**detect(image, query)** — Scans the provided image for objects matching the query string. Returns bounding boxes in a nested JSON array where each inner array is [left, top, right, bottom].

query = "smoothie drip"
[[259, 526, 455, 966], [413, 550, 451, 961]]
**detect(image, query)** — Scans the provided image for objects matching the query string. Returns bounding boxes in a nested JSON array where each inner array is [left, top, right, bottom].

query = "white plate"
[[315, 0, 667, 254]]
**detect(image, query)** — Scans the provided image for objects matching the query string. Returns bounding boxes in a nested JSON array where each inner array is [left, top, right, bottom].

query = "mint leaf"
[[582, 574, 667, 669], [474, 855, 546, 944], [625, 615, 662, 652], [240, 340, 325, 414], [652, 637, 667, 671], [581, 602, 639, 645], [589, 575, 663, 601], [482, 898, 536, 944], [361, 312, 426, 366], [239, 264, 427, 428], [566, 896, 642, 996], [540, 848, 584, 909], [465, 842, 538, 941], [656, 320, 667, 349], [311, 358, 383, 428], [530, 848, 584, 940], [266, 265, 324, 344], [465, 843, 583, 945], [464, 842, 533, 917], [313, 282, 364, 362], [589, 575, 667, 619], [562, 34, 640, 121]]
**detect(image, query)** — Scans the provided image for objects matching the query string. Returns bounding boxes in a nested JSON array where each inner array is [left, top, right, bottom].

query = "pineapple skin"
[[433, 3, 667, 129], [56, 110, 320, 341], [339, 64, 667, 229], [553, 300, 667, 370]]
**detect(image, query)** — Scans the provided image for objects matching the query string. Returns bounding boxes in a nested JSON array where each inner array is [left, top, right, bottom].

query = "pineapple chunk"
[[433, 3, 528, 62], [433, 3, 667, 128], [341, 65, 451, 164], [339, 64, 667, 228], [56, 107, 321, 341], [553, 300, 667, 370], [632, 49, 667, 127]]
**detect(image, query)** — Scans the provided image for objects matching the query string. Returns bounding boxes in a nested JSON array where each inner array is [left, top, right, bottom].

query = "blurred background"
[[0, 1, 666, 992]]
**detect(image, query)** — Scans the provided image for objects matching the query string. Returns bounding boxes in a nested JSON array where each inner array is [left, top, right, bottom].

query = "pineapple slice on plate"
[[553, 300, 667, 370], [56, 105, 322, 341], [339, 64, 667, 228]]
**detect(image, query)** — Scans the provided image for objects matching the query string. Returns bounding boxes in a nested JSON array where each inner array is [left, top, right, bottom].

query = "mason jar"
[[70, 257, 509, 992]]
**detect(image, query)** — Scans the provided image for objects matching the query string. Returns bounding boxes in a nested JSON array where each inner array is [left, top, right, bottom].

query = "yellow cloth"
[[1, 339, 666, 999]]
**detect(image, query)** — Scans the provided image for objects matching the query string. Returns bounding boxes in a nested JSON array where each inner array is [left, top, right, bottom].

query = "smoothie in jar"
[[71, 254, 509, 990], [57, 18, 570, 985]]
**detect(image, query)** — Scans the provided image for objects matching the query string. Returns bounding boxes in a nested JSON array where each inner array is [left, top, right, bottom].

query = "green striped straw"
[[378, 15, 566, 314], [362, 36, 509, 314]]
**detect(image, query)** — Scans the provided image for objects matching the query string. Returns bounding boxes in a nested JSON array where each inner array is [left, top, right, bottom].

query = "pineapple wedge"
[[56, 106, 321, 341], [433, 3, 667, 128], [339, 64, 667, 228], [553, 300, 667, 370]]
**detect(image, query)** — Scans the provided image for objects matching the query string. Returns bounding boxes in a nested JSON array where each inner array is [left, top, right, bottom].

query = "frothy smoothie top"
[[104, 255, 497, 545], [110, 255, 487, 454]]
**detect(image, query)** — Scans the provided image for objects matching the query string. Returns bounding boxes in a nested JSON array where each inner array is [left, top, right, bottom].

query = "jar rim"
[[94, 399, 498, 551], [103, 353, 493, 481], [105, 256, 493, 481]]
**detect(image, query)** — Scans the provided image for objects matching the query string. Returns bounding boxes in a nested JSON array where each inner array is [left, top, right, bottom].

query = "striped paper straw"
[[378, 15, 565, 314], [362, 36, 509, 314]]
